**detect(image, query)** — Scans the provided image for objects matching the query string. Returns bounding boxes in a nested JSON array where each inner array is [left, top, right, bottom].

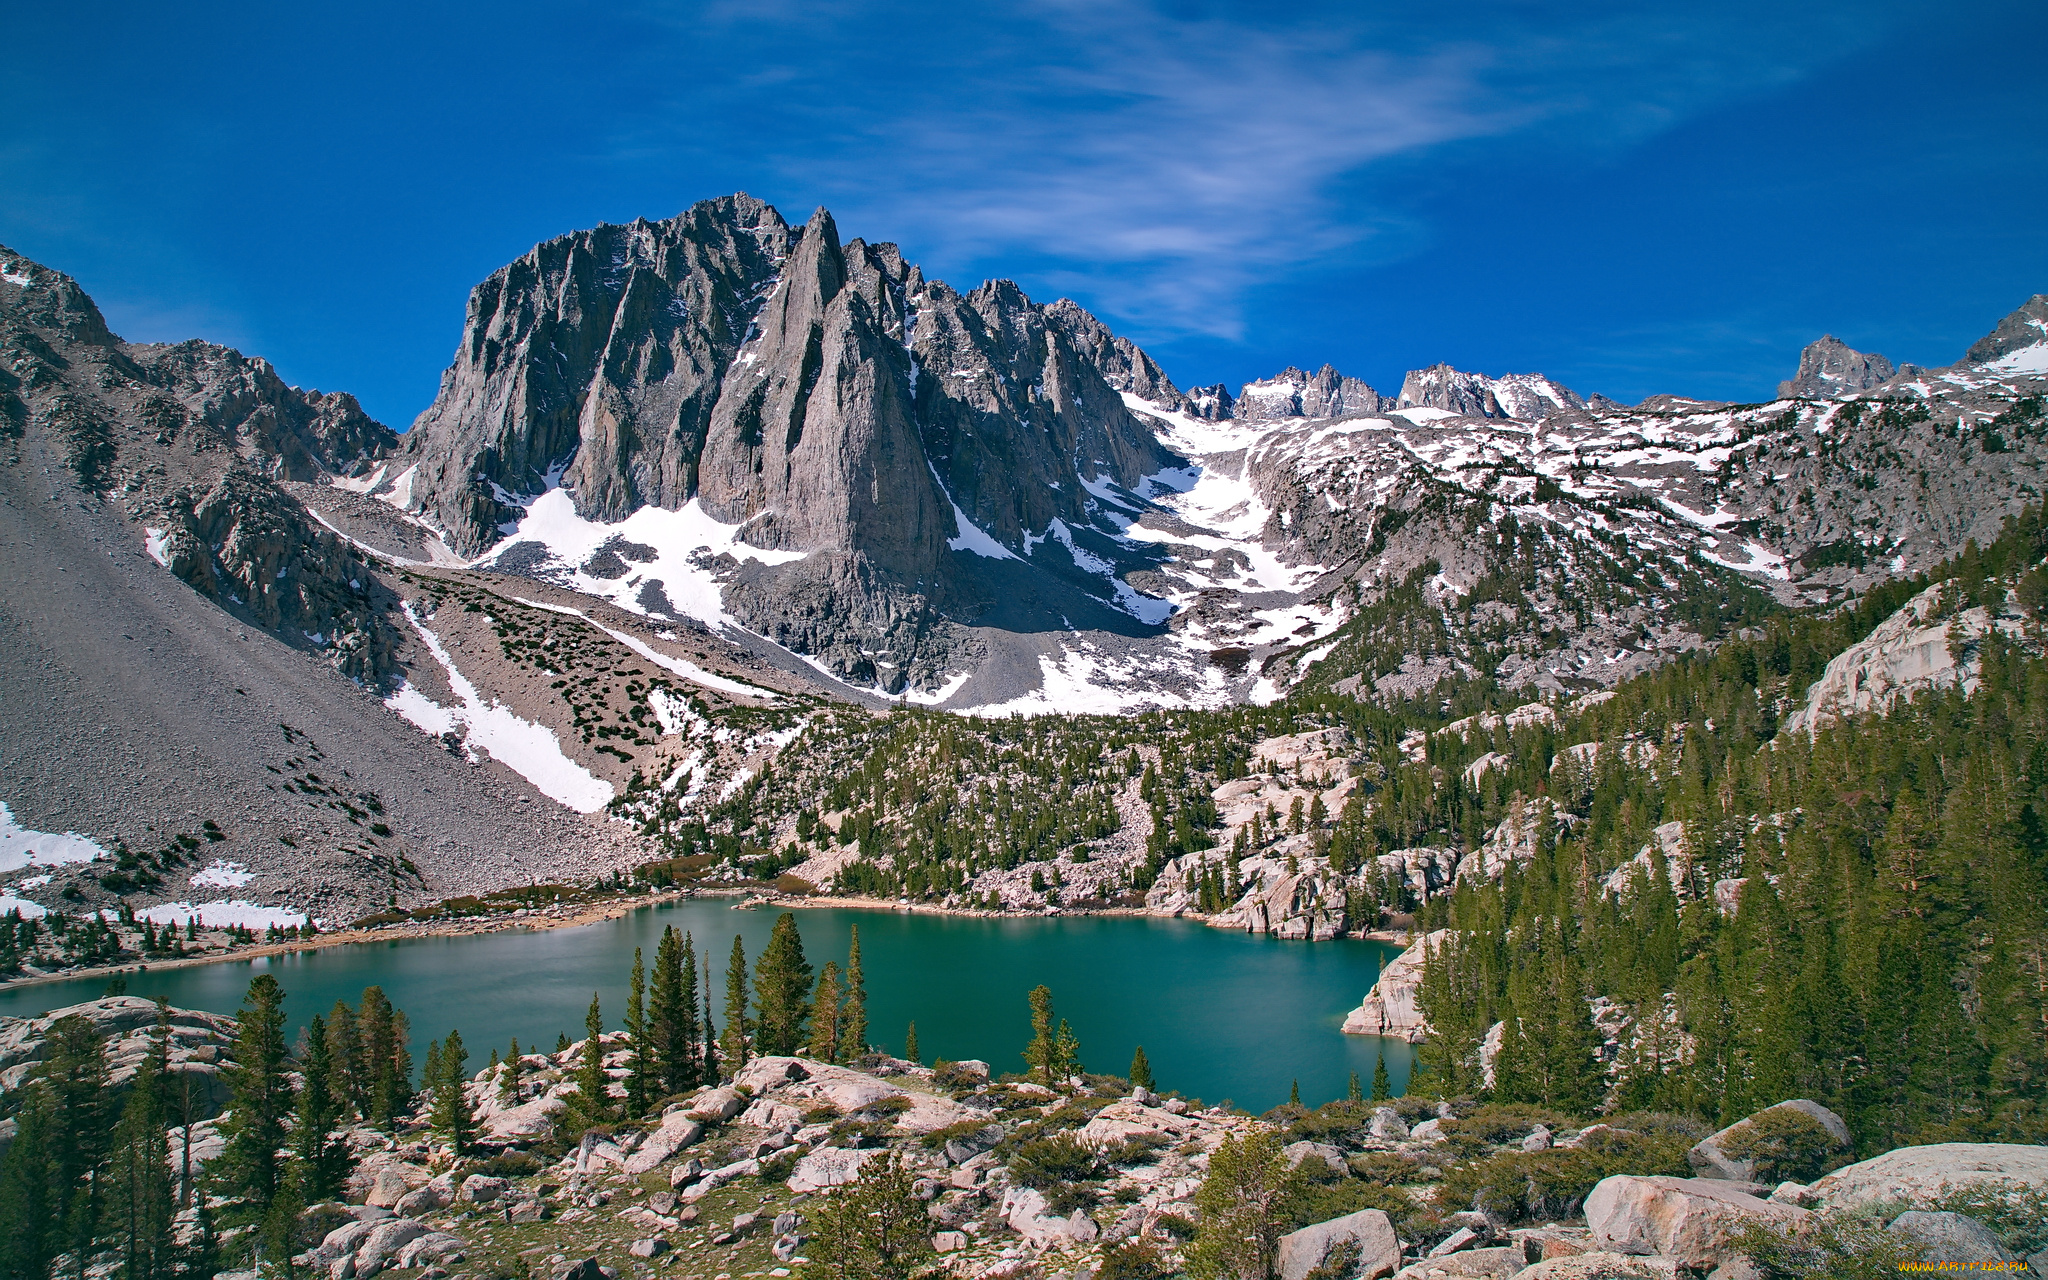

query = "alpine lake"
[[0, 898, 1411, 1113]]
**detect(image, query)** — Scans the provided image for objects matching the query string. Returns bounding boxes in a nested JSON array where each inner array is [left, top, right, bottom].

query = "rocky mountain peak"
[[1963, 293, 2048, 366], [1777, 334, 1895, 399], [1397, 363, 1586, 420], [1235, 364, 1387, 421]]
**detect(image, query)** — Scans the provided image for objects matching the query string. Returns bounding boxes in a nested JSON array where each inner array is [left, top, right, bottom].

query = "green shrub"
[[474, 1151, 543, 1178], [1097, 1238, 1173, 1280], [1284, 1178, 1415, 1233], [1101, 1132, 1171, 1167], [1717, 1109, 1845, 1183], [1929, 1181, 2048, 1255], [1348, 1153, 1419, 1185], [1010, 1133, 1103, 1189], [1440, 1103, 1579, 1145], [1733, 1212, 1930, 1280], [1603, 1111, 1709, 1140], [1433, 1149, 1605, 1221]]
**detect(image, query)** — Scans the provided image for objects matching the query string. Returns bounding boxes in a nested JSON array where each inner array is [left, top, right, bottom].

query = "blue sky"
[[3, 0, 2043, 427]]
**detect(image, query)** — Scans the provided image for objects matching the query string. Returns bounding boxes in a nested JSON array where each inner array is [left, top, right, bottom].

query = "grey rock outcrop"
[[1962, 294, 2048, 366], [0, 244, 401, 685], [1777, 335, 1895, 400], [1886, 1211, 2015, 1266], [1236, 365, 1389, 421], [1686, 1100, 1849, 1180], [1806, 1142, 2048, 1212], [0, 997, 237, 1120], [1398, 365, 1585, 420], [1277, 1208, 1401, 1280], [1585, 1175, 1810, 1269], [397, 195, 1177, 691]]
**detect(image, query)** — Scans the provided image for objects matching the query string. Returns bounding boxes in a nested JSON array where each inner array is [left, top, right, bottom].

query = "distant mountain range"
[[2, 194, 2045, 921]]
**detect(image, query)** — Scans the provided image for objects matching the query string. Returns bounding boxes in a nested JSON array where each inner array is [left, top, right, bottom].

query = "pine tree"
[[41, 1011, 112, 1266], [213, 974, 293, 1223], [701, 952, 721, 1084], [103, 1003, 176, 1280], [0, 1080, 59, 1280], [904, 1021, 919, 1064], [431, 1029, 475, 1153], [325, 999, 364, 1119], [649, 927, 689, 1095], [359, 986, 411, 1130], [1348, 1070, 1363, 1103], [498, 1037, 521, 1105], [752, 912, 813, 1056], [721, 935, 751, 1074], [1129, 1045, 1154, 1091], [1289, 1079, 1302, 1108], [290, 1012, 354, 1201], [841, 925, 868, 1060], [625, 948, 650, 1116], [1187, 1130, 1293, 1280], [1371, 1051, 1392, 1101], [808, 961, 844, 1061], [803, 1152, 934, 1280], [1054, 1019, 1082, 1083], [573, 994, 610, 1126], [1023, 986, 1057, 1085]]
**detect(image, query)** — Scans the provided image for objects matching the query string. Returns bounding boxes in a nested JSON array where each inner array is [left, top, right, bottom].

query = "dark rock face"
[[1777, 335, 1896, 399], [402, 194, 793, 552], [399, 195, 1177, 688], [0, 244, 401, 684], [1963, 294, 2048, 365], [1398, 364, 1585, 420], [1236, 365, 1388, 421], [155, 467, 395, 682]]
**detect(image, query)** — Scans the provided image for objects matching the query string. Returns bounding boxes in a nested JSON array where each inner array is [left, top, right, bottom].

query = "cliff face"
[[396, 195, 1176, 689]]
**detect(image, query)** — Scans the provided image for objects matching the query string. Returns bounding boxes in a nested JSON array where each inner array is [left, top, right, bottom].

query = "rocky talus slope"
[[10, 999, 2038, 1280]]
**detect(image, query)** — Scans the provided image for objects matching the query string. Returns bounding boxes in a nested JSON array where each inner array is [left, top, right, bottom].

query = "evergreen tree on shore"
[[430, 1029, 475, 1152], [290, 1012, 354, 1201], [625, 948, 650, 1115], [904, 1021, 919, 1064], [841, 926, 868, 1060], [213, 975, 291, 1221], [103, 1003, 175, 1280], [359, 986, 410, 1130], [753, 912, 813, 1057], [1129, 1045, 1154, 1091], [572, 994, 610, 1125], [649, 927, 694, 1096], [808, 961, 844, 1061], [721, 935, 750, 1075]]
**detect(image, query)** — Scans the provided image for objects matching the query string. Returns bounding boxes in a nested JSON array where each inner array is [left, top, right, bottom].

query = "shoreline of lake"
[[1, 884, 1413, 999]]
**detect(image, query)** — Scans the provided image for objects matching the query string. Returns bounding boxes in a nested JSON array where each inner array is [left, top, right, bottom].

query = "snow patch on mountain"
[[138, 900, 311, 930], [481, 490, 805, 631], [0, 801, 110, 874], [387, 603, 614, 812]]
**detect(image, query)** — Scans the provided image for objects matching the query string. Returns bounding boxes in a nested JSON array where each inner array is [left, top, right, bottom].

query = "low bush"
[[474, 1151, 543, 1178], [1717, 1109, 1845, 1184], [1096, 1238, 1173, 1280], [1734, 1213, 1930, 1280], [1929, 1181, 2048, 1255], [1010, 1133, 1104, 1189], [1348, 1152, 1419, 1185], [1100, 1133, 1170, 1167]]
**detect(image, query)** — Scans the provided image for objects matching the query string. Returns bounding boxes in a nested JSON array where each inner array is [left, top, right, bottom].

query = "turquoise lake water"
[[0, 900, 1411, 1113]]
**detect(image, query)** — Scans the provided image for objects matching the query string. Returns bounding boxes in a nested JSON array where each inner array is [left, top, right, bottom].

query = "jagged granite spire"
[[1963, 294, 2048, 366], [1777, 335, 1896, 399], [1235, 365, 1387, 421], [1398, 364, 1584, 420]]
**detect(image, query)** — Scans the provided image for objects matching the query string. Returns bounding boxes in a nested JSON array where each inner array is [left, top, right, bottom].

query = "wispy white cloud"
[[630, 1, 1925, 339]]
